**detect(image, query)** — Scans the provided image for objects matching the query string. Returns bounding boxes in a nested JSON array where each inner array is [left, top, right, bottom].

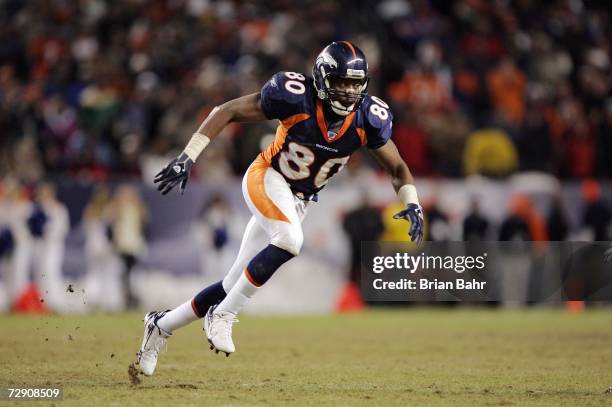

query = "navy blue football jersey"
[[259, 71, 393, 197]]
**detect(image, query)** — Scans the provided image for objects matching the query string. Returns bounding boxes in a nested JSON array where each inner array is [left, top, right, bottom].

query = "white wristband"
[[183, 133, 211, 161], [398, 184, 419, 206]]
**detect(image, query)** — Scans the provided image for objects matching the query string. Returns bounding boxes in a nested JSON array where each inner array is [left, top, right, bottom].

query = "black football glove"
[[154, 152, 194, 195], [393, 203, 424, 243]]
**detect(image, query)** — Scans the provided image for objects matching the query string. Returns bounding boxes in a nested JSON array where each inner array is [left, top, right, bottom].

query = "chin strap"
[[330, 100, 354, 116]]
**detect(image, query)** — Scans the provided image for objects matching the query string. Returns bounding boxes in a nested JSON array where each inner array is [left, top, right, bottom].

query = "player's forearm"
[[196, 105, 232, 140], [383, 157, 419, 205], [389, 162, 415, 193], [182, 105, 232, 161], [184, 93, 266, 161], [392, 167, 414, 191], [369, 141, 419, 206], [393, 165, 419, 206], [195, 100, 246, 139]]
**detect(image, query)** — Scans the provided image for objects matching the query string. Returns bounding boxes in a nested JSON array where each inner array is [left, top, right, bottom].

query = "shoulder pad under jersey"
[[361, 95, 394, 149], [260, 71, 312, 120]]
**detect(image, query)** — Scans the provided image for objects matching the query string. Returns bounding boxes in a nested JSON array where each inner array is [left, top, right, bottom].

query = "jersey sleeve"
[[260, 71, 308, 121], [363, 96, 394, 150]]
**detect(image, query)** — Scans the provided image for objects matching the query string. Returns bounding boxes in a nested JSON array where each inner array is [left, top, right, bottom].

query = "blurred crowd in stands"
[[0, 0, 611, 183], [1, 172, 610, 312], [0, 180, 149, 311], [1, 1, 612, 311]]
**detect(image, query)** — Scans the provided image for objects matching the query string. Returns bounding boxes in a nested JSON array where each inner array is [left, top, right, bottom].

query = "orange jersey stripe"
[[355, 128, 367, 145], [261, 113, 310, 164], [190, 297, 202, 318], [244, 268, 261, 287], [316, 100, 356, 143], [247, 156, 290, 223]]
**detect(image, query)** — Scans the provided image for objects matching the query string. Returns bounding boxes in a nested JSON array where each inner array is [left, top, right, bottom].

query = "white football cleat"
[[137, 311, 172, 376], [204, 305, 238, 356]]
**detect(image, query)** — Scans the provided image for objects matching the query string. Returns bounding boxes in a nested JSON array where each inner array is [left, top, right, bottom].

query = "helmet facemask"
[[323, 74, 368, 116]]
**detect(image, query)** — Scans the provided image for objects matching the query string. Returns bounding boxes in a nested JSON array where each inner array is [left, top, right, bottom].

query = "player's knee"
[[271, 228, 303, 256]]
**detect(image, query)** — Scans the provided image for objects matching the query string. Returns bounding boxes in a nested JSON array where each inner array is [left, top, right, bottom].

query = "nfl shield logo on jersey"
[[327, 131, 337, 140]]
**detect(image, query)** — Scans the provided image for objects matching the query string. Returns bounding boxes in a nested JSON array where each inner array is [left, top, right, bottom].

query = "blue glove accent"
[[153, 152, 194, 195], [393, 203, 424, 243]]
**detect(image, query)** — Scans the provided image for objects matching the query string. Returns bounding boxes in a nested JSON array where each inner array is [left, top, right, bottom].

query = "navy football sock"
[[192, 281, 227, 317], [245, 244, 295, 286]]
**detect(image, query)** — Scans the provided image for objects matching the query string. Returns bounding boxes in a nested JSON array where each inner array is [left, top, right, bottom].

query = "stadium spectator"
[[108, 185, 148, 309], [83, 186, 123, 311], [388, 40, 453, 114], [456, 15, 504, 69], [547, 195, 570, 242], [596, 98, 612, 177], [0, 182, 15, 311], [561, 107, 596, 178], [391, 107, 432, 176], [30, 182, 69, 312], [1, 179, 33, 307], [0, 1, 609, 183], [526, 31, 572, 93], [451, 56, 482, 120], [580, 180, 611, 241], [514, 100, 554, 173], [463, 201, 489, 241], [499, 195, 534, 242], [194, 194, 240, 281], [421, 110, 471, 176], [463, 128, 518, 177], [339, 194, 384, 311], [486, 56, 526, 127], [425, 203, 452, 242], [497, 195, 542, 305]]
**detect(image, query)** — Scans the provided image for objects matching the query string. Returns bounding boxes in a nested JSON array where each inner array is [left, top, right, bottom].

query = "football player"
[[137, 41, 424, 376]]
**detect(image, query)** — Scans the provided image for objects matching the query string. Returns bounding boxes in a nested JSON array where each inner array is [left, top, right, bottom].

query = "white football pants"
[[221, 156, 311, 291]]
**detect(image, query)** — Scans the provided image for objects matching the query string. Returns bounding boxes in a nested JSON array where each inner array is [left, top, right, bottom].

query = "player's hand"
[[153, 152, 194, 195], [393, 203, 424, 243]]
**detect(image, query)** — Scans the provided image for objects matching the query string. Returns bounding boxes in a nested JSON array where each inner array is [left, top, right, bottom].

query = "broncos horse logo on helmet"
[[312, 41, 369, 116]]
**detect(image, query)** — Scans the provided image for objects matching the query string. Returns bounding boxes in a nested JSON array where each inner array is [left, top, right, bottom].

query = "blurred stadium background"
[[0, 0, 611, 314]]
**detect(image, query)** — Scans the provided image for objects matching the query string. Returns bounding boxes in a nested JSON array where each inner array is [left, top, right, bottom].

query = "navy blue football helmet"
[[312, 41, 369, 116]]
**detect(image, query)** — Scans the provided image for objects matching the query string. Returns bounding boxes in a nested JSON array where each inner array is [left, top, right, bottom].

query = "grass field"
[[0, 308, 611, 406]]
